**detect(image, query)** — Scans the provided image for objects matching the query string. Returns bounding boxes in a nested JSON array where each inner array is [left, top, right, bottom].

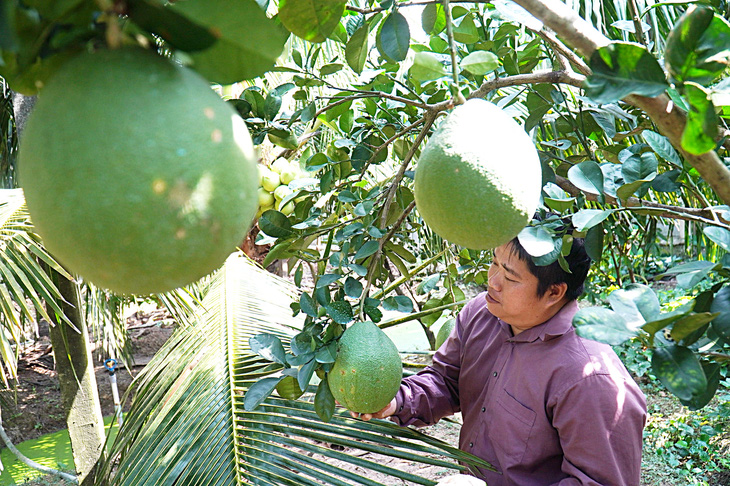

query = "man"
[[353, 236, 647, 485]]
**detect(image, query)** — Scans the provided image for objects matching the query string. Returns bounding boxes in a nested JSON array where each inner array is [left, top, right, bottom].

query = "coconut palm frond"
[[100, 253, 490, 486], [0, 189, 76, 384]]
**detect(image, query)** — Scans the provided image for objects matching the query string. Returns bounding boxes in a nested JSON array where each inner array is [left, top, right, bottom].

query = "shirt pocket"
[[488, 389, 536, 466]]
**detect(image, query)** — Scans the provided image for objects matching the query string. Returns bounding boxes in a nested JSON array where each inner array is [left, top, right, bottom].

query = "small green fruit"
[[276, 375, 305, 400], [273, 185, 293, 201], [257, 187, 275, 207], [261, 168, 281, 192], [271, 157, 289, 174]]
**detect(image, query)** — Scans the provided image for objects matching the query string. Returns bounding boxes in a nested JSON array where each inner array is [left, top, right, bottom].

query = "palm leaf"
[[99, 253, 490, 486], [0, 189, 75, 385]]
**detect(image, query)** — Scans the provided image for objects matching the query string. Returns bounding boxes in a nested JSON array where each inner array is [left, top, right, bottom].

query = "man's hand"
[[349, 398, 397, 421]]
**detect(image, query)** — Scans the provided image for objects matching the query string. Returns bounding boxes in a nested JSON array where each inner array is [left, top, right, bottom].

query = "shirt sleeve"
[[390, 306, 470, 427], [549, 373, 647, 485]]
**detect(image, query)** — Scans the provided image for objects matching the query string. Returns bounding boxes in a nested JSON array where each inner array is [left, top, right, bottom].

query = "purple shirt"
[[392, 293, 647, 485]]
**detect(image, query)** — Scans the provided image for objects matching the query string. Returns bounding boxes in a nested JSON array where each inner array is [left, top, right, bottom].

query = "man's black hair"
[[507, 237, 592, 301]]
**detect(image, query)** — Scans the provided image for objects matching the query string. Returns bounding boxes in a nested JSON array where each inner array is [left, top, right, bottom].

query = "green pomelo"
[[276, 375, 305, 400], [435, 318, 456, 349], [328, 321, 403, 414], [18, 48, 258, 295], [414, 99, 542, 250]]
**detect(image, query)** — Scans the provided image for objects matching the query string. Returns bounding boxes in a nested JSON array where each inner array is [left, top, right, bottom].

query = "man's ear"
[[547, 282, 568, 304]]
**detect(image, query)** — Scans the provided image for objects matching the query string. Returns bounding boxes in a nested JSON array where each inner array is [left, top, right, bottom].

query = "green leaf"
[[573, 307, 636, 345], [517, 226, 555, 257], [572, 209, 613, 232], [315, 377, 336, 422], [278, 0, 347, 43], [643, 130, 682, 166], [325, 300, 354, 324], [268, 129, 299, 149], [652, 345, 707, 401], [461, 50, 499, 75], [320, 63, 344, 76], [409, 51, 446, 83], [259, 209, 293, 237], [126, 0, 217, 52], [669, 312, 719, 343], [663, 260, 718, 288], [377, 11, 410, 62], [250, 333, 287, 364], [710, 285, 730, 342], [608, 284, 660, 329], [345, 24, 369, 74], [421, 3, 446, 35], [704, 226, 730, 251], [567, 161, 605, 201], [584, 42, 668, 104], [680, 362, 721, 410], [622, 153, 658, 184], [316, 273, 341, 289], [651, 169, 682, 193], [0, 2, 17, 51], [300, 292, 317, 317], [665, 5, 730, 85], [584, 224, 604, 261], [354, 240, 379, 261], [315, 342, 338, 364], [453, 13, 479, 44], [344, 277, 363, 298], [383, 295, 414, 313], [681, 82, 718, 155], [244, 376, 283, 410], [171, 0, 288, 84]]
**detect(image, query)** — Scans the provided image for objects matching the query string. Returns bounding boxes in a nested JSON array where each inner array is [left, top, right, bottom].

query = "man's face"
[[485, 243, 561, 334]]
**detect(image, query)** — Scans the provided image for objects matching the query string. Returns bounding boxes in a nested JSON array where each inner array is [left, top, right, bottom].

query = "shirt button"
[[469, 442, 474, 448], [492, 371, 498, 377], [482, 407, 486, 412]]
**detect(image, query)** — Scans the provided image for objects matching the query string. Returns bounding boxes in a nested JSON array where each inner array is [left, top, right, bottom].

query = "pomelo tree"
[[1, 0, 729, 484]]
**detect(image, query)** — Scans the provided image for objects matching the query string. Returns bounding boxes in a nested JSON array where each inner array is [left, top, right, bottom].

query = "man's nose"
[[488, 267, 502, 288]]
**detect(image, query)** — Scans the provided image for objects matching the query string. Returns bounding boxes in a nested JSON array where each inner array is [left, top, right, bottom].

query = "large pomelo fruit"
[[19, 48, 258, 295], [328, 321, 402, 414], [414, 99, 542, 250]]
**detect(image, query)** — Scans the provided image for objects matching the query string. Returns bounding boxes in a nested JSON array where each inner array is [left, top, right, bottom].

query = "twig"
[[554, 175, 730, 228], [467, 70, 585, 100], [358, 113, 438, 320]]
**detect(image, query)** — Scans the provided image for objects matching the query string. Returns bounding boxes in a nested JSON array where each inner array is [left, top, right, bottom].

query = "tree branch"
[[554, 175, 730, 228], [467, 69, 585, 100], [512, 0, 730, 204]]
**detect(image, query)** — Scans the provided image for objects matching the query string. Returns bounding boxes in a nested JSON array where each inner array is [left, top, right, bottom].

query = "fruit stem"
[[442, 0, 465, 105]]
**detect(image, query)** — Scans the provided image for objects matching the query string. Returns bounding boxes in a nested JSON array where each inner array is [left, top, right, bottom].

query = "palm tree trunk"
[[13, 92, 106, 485], [46, 272, 106, 485]]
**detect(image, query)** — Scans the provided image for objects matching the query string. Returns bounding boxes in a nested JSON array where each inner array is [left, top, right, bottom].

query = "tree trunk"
[[13, 92, 106, 485], [47, 273, 106, 485]]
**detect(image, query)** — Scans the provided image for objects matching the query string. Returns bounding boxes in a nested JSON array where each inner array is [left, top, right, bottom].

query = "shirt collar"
[[501, 300, 579, 343]]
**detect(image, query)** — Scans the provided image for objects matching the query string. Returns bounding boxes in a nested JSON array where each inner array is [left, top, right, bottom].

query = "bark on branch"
[[512, 0, 730, 205]]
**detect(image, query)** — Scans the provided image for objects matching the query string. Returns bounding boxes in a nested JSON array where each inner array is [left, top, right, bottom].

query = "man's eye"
[[505, 277, 516, 283]]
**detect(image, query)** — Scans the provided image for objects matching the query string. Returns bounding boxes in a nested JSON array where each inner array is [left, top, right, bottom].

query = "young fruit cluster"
[[257, 157, 306, 218]]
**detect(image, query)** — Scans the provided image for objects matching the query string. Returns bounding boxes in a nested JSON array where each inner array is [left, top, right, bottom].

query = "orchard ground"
[[4, 298, 730, 486]]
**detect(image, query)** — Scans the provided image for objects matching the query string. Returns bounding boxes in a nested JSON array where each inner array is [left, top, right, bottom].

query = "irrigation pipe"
[[0, 409, 78, 483]]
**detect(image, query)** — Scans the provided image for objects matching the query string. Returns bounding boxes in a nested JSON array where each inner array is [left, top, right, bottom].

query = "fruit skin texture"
[[328, 321, 403, 414], [414, 99, 542, 250], [19, 48, 258, 295]]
